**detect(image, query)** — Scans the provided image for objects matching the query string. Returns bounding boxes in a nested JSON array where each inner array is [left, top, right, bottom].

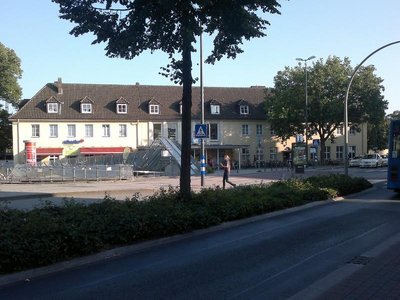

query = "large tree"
[[0, 42, 22, 106], [266, 56, 388, 162], [52, 0, 282, 198], [0, 107, 12, 156]]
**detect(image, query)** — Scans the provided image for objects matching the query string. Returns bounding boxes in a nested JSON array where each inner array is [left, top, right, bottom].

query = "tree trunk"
[[179, 31, 193, 200]]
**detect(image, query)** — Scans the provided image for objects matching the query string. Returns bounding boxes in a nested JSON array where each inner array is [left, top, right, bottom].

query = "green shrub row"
[[0, 174, 372, 274]]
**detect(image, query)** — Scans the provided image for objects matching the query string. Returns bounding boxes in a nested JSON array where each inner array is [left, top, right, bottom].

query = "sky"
[[1, 0, 399, 113]]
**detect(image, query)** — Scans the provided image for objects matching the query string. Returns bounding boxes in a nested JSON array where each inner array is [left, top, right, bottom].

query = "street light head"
[[307, 55, 316, 60], [296, 58, 303, 61]]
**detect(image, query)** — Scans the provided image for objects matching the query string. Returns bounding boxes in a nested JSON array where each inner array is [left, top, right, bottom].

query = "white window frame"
[[85, 124, 93, 137], [117, 104, 127, 114], [119, 124, 127, 137], [211, 104, 220, 115], [31, 124, 40, 138], [149, 104, 160, 114], [241, 148, 250, 163], [256, 124, 263, 135], [336, 125, 343, 135], [49, 124, 58, 138], [324, 146, 331, 160], [209, 123, 218, 141], [47, 103, 59, 113], [336, 146, 344, 159], [67, 124, 76, 138], [240, 105, 249, 115], [269, 147, 277, 160], [242, 124, 249, 136], [102, 124, 110, 137], [81, 103, 93, 114]]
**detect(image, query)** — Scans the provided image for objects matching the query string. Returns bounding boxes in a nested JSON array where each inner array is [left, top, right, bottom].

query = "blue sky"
[[1, 0, 399, 113]]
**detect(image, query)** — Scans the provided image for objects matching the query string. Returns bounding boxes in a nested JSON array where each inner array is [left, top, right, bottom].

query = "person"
[[220, 154, 236, 189]]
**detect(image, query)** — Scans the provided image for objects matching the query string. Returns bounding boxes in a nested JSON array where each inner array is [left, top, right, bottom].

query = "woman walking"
[[220, 155, 236, 189]]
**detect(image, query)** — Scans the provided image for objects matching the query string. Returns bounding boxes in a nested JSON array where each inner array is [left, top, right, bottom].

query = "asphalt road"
[[1, 167, 397, 299]]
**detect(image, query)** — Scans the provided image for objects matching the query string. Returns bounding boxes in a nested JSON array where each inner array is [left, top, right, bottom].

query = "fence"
[[0, 164, 141, 183]]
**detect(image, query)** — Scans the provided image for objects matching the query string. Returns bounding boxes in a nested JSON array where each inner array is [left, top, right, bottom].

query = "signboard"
[[292, 142, 306, 174], [194, 124, 208, 139]]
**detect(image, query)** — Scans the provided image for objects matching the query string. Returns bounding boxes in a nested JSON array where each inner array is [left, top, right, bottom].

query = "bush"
[[0, 174, 371, 274]]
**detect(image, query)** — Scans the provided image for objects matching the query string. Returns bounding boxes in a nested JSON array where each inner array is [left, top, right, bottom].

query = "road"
[[1, 167, 398, 299]]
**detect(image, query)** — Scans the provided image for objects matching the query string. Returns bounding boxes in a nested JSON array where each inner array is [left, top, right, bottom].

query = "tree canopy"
[[266, 56, 388, 160], [52, 0, 283, 198], [0, 42, 22, 106]]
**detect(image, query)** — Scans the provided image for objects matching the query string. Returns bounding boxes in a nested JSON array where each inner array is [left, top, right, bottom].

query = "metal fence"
[[0, 164, 139, 183]]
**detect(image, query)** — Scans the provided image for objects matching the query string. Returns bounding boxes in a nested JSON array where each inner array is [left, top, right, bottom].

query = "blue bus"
[[387, 120, 400, 191]]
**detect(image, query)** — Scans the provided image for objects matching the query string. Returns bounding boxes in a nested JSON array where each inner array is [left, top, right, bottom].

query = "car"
[[381, 154, 388, 167], [349, 156, 362, 167], [359, 153, 383, 168]]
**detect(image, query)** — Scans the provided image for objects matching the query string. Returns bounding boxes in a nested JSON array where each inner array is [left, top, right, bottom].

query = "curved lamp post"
[[344, 41, 400, 176], [296, 55, 316, 163]]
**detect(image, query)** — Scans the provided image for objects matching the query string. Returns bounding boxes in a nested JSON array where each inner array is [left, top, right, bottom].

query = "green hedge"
[[0, 175, 372, 274]]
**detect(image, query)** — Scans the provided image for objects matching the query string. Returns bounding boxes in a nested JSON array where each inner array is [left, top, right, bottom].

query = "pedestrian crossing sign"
[[195, 124, 209, 139]]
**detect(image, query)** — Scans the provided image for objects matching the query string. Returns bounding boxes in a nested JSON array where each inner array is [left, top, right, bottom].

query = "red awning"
[[36, 148, 63, 155], [80, 147, 127, 155]]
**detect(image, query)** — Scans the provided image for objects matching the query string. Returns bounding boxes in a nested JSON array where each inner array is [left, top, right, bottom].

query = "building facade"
[[10, 79, 367, 167]]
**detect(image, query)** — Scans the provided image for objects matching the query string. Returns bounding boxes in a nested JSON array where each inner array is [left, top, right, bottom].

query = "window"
[[336, 146, 344, 159], [269, 147, 277, 160], [67, 124, 76, 138], [154, 123, 162, 139], [241, 148, 250, 163], [211, 104, 220, 115], [117, 104, 127, 114], [256, 148, 264, 162], [119, 124, 127, 137], [149, 104, 159, 114], [102, 124, 110, 137], [31, 124, 40, 138], [324, 146, 331, 160], [85, 124, 93, 137], [349, 126, 356, 135], [49, 124, 58, 138], [242, 124, 249, 136], [256, 124, 263, 135], [240, 105, 249, 115], [349, 146, 356, 158], [209, 123, 218, 140], [270, 126, 276, 136], [81, 103, 92, 114], [336, 125, 343, 135], [47, 103, 58, 113]]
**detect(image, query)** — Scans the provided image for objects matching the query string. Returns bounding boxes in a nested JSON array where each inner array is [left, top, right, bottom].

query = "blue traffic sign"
[[195, 124, 208, 139]]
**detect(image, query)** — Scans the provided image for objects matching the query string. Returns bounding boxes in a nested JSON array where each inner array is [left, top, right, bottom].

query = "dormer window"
[[117, 104, 127, 114], [211, 104, 220, 115], [240, 105, 249, 115], [47, 102, 59, 113], [116, 97, 128, 114], [80, 96, 94, 114], [81, 103, 92, 114], [149, 104, 160, 114]]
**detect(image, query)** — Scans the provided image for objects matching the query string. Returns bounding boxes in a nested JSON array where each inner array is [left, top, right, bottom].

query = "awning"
[[36, 147, 63, 155], [79, 147, 127, 155]]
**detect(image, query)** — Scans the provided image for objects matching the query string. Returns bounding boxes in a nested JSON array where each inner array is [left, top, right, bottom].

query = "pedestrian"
[[220, 154, 236, 189]]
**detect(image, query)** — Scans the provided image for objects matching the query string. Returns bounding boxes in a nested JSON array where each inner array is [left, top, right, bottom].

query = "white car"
[[359, 154, 383, 168], [349, 156, 362, 167]]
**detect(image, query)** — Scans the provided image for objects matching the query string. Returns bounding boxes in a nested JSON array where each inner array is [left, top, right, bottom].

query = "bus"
[[387, 120, 400, 191]]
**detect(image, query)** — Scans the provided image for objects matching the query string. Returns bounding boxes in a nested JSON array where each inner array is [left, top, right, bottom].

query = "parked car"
[[359, 153, 383, 168], [349, 156, 362, 167], [381, 154, 388, 166]]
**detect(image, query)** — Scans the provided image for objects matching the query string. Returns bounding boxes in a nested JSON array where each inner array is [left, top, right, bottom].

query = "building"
[[10, 79, 367, 168]]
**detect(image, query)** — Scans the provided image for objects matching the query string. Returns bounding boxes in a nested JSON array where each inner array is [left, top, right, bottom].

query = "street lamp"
[[296, 55, 316, 163]]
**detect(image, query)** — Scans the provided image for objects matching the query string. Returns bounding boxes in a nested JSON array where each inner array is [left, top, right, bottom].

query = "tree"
[[266, 56, 388, 162], [0, 42, 23, 106], [52, 0, 283, 199], [0, 106, 12, 156]]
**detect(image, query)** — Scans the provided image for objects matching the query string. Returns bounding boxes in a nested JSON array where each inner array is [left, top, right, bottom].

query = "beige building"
[[10, 79, 367, 168]]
